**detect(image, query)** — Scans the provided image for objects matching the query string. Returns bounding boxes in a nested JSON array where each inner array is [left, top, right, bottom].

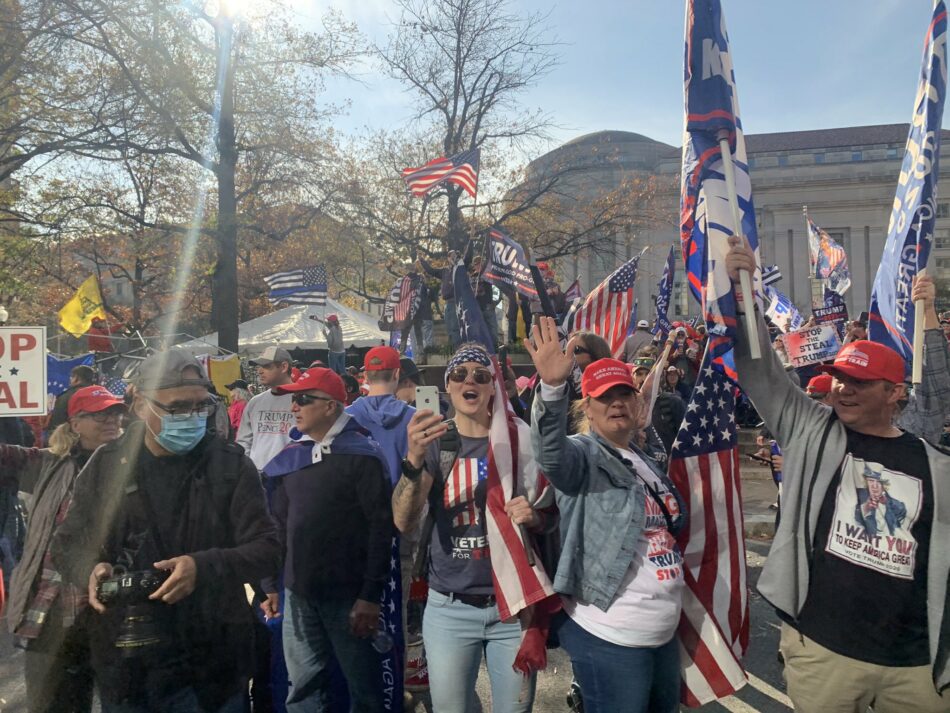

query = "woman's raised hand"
[[524, 316, 577, 388]]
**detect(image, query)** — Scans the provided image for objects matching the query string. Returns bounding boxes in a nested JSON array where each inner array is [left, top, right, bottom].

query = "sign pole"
[[717, 132, 760, 359], [912, 268, 927, 385]]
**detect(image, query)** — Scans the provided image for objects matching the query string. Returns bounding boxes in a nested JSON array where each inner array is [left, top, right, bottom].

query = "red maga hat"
[[581, 358, 637, 398], [363, 346, 400, 371], [273, 367, 346, 402], [817, 340, 904, 384], [806, 374, 833, 395], [68, 385, 126, 418]]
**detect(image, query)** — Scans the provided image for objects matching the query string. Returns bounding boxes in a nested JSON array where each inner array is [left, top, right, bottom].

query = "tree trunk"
[[213, 17, 239, 353]]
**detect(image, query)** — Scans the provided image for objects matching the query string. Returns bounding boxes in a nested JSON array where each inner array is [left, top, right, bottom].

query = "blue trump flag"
[[869, 1, 948, 365], [653, 245, 676, 336], [482, 228, 538, 299], [681, 0, 763, 381], [47, 353, 94, 400], [764, 285, 804, 334]]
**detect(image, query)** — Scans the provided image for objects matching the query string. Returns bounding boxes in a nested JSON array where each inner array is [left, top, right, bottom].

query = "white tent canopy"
[[178, 299, 388, 354]]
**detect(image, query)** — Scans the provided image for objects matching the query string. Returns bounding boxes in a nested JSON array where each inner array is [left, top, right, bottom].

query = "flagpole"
[[912, 267, 926, 384], [717, 131, 761, 359]]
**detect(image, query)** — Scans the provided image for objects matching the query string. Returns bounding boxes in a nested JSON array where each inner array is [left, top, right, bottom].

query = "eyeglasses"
[[78, 409, 124, 423], [291, 393, 335, 407], [142, 395, 213, 420], [573, 346, 591, 356], [446, 366, 493, 385]]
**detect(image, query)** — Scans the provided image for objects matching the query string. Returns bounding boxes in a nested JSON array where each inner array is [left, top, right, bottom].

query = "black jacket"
[[51, 422, 280, 706]]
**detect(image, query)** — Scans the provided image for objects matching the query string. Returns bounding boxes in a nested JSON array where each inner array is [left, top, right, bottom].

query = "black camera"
[[96, 567, 169, 606], [96, 567, 170, 657]]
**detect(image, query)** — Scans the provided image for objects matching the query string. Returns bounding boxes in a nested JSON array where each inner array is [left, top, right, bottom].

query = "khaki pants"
[[780, 623, 950, 713]]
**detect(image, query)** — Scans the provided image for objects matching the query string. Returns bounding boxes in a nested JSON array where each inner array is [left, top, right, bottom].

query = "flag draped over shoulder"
[[58, 276, 107, 338], [669, 348, 749, 706], [806, 213, 851, 296], [453, 260, 558, 672], [681, 0, 762, 381], [401, 149, 480, 198], [870, 1, 948, 364], [654, 245, 677, 336], [571, 248, 646, 357], [264, 265, 328, 306], [482, 228, 538, 299]]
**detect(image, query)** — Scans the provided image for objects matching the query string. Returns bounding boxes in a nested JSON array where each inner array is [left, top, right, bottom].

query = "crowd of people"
[[1, 238, 950, 713]]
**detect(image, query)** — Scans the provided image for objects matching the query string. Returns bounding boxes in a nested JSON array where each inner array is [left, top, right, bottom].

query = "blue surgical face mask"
[[146, 404, 207, 455]]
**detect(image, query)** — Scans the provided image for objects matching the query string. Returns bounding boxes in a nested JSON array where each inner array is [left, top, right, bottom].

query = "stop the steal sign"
[[0, 327, 47, 416]]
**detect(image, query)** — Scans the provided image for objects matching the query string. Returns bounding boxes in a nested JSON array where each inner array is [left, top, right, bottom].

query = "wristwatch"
[[401, 458, 424, 481]]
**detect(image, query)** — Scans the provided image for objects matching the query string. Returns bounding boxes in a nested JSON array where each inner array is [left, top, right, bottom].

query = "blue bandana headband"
[[445, 346, 493, 384]]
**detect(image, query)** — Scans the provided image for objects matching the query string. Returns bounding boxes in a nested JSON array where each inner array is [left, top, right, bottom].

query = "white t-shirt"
[[563, 447, 685, 647]]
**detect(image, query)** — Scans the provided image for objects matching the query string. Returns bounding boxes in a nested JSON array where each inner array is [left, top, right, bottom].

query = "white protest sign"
[[0, 327, 48, 416], [784, 324, 840, 368]]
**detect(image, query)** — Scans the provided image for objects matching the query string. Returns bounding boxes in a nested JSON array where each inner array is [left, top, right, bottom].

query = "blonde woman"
[[0, 386, 125, 713]]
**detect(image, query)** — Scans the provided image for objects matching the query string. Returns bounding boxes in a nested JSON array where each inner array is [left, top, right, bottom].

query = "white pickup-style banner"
[[0, 327, 48, 416]]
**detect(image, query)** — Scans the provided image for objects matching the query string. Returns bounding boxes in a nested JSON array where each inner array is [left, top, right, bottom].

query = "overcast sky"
[[279, 0, 942, 151]]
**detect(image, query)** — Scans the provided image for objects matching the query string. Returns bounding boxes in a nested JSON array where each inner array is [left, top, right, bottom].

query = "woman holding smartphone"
[[391, 342, 553, 713]]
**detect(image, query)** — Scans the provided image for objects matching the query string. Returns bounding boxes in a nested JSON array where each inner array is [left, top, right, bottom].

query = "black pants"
[[24, 607, 94, 713]]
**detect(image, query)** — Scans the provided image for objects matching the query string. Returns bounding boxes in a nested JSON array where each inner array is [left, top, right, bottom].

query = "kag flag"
[[571, 248, 646, 358], [482, 228, 538, 299], [870, 2, 948, 365], [654, 245, 677, 336], [264, 265, 328, 306], [681, 0, 763, 381], [669, 348, 749, 706], [806, 213, 851, 296], [402, 149, 480, 198]]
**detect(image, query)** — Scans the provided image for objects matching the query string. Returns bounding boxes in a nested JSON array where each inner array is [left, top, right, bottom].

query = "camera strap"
[[124, 480, 171, 563]]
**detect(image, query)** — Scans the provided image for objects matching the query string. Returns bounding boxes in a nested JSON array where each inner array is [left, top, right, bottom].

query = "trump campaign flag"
[[571, 248, 647, 357], [681, 0, 762, 381], [764, 285, 805, 334], [669, 347, 749, 706], [482, 228, 538, 299], [805, 211, 851, 297], [654, 245, 677, 336], [870, 1, 948, 365]]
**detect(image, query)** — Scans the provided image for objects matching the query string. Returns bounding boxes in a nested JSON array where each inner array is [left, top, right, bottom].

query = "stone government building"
[[528, 125, 950, 322]]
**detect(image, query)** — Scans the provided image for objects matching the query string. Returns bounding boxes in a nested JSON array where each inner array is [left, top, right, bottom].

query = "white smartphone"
[[415, 385, 440, 413]]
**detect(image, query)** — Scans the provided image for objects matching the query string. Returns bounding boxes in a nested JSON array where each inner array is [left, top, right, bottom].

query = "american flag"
[[444, 457, 488, 528], [669, 351, 749, 706], [681, 0, 762, 381], [401, 149, 480, 198], [805, 212, 851, 296], [571, 248, 646, 358], [263, 265, 328, 305], [104, 376, 127, 397]]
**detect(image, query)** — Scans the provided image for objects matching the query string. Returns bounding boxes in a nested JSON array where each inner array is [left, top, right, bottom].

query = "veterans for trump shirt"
[[795, 430, 932, 666]]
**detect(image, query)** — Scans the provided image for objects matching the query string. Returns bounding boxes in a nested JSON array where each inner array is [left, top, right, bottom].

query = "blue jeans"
[[327, 352, 345, 375], [101, 688, 246, 713], [556, 613, 679, 713], [282, 589, 384, 713], [422, 589, 536, 713]]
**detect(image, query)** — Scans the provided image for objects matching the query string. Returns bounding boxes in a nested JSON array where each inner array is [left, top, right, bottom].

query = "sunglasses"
[[447, 366, 493, 385], [291, 393, 335, 407]]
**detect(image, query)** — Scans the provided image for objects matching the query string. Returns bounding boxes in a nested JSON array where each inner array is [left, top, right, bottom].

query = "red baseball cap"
[[273, 367, 346, 402], [806, 374, 833, 395], [581, 358, 638, 398], [68, 385, 126, 418], [363, 346, 400, 371], [817, 340, 904, 384]]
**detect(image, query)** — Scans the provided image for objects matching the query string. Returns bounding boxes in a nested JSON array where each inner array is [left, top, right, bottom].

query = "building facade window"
[[851, 151, 862, 161], [814, 153, 825, 164]]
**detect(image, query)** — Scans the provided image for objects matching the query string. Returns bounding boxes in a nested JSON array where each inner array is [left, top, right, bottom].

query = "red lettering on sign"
[[11, 334, 37, 360]]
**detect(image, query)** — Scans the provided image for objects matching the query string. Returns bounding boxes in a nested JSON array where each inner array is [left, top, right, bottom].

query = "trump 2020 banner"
[[869, 1, 948, 365]]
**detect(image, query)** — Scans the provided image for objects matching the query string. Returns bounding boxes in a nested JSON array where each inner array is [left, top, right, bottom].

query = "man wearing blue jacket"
[[346, 346, 415, 484]]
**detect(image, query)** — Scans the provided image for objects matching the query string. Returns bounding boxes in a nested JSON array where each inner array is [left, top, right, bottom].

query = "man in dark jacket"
[[51, 350, 280, 713], [260, 368, 392, 712], [48, 364, 96, 432]]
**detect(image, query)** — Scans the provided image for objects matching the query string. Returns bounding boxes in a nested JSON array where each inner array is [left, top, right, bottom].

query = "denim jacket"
[[530, 384, 686, 611]]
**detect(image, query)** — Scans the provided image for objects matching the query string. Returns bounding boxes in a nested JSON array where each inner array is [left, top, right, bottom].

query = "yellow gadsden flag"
[[58, 275, 107, 337]]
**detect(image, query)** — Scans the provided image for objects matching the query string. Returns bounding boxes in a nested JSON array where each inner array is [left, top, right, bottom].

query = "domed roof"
[[561, 130, 672, 150], [526, 130, 676, 177]]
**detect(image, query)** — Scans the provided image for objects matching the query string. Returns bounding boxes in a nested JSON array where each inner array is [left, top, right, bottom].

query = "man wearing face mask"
[[51, 350, 280, 713]]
